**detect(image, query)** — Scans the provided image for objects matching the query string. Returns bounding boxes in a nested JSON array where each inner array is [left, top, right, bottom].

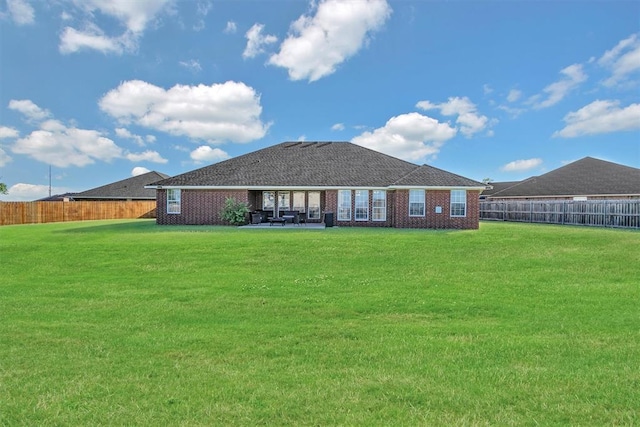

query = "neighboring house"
[[38, 192, 79, 202], [73, 171, 170, 201], [483, 157, 640, 201], [147, 141, 485, 229]]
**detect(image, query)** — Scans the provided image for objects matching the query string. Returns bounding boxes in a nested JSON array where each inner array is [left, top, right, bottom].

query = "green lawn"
[[1, 220, 638, 426]]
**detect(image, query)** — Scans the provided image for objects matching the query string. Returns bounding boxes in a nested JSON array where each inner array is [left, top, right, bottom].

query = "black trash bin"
[[324, 212, 334, 227]]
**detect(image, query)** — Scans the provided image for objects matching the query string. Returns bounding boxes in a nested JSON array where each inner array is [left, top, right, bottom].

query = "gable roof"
[[151, 141, 484, 189], [486, 157, 640, 198], [75, 171, 170, 200]]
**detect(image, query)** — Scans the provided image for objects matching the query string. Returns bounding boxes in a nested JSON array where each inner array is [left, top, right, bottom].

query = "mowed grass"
[[0, 220, 638, 426]]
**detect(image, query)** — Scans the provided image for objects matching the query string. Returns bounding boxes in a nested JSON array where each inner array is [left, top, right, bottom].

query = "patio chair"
[[293, 212, 306, 226]]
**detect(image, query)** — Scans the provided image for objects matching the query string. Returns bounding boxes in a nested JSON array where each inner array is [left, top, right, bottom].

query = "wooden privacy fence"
[[480, 199, 640, 229], [0, 201, 157, 226]]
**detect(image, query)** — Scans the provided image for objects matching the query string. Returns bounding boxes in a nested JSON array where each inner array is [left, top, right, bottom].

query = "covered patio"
[[239, 222, 326, 229]]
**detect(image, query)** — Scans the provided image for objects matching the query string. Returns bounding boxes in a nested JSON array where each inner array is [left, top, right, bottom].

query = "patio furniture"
[[269, 217, 287, 226], [293, 212, 306, 226]]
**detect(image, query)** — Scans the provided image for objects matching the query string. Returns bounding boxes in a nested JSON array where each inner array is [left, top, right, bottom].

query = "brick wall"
[[156, 189, 250, 225], [394, 189, 480, 229], [156, 188, 480, 229]]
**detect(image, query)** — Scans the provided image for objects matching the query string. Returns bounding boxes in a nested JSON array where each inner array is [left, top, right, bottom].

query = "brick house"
[[483, 157, 640, 201], [147, 141, 485, 229]]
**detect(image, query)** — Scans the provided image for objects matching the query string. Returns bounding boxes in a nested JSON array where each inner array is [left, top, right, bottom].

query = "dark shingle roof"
[[394, 164, 485, 187], [487, 157, 640, 198], [481, 181, 523, 197], [153, 142, 484, 188], [75, 171, 170, 200]]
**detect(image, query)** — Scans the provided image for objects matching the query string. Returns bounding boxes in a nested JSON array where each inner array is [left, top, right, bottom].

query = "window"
[[372, 190, 386, 221], [450, 190, 467, 217], [308, 192, 320, 219], [167, 189, 181, 214], [355, 190, 369, 221], [409, 189, 425, 216], [263, 191, 275, 211], [293, 191, 305, 212], [278, 192, 290, 213], [338, 190, 351, 221]]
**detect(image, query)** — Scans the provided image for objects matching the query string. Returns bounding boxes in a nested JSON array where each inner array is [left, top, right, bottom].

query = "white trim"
[[337, 189, 352, 221], [408, 189, 425, 217], [450, 189, 467, 217], [166, 188, 181, 214], [391, 185, 486, 191], [354, 190, 369, 221], [372, 190, 387, 222]]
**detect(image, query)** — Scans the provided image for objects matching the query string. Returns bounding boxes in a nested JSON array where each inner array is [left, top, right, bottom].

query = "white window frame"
[[308, 192, 321, 220], [355, 190, 369, 221], [338, 190, 352, 221], [278, 191, 291, 214], [293, 191, 305, 213], [409, 189, 425, 217], [263, 191, 275, 211], [167, 189, 181, 214], [372, 190, 386, 221], [450, 189, 467, 217]]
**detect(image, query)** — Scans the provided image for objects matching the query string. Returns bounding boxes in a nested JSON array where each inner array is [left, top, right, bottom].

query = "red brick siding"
[[156, 189, 250, 225], [394, 189, 480, 229], [156, 188, 480, 229]]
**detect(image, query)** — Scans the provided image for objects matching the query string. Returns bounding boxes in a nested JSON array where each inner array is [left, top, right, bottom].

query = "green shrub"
[[220, 197, 250, 225]]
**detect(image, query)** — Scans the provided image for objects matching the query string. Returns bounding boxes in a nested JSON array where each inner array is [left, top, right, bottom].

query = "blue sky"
[[1, 0, 639, 201]]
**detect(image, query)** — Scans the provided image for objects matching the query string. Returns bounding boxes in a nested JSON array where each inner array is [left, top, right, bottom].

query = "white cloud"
[[8, 100, 166, 167], [190, 146, 230, 163], [0, 148, 12, 167], [553, 100, 640, 138], [224, 21, 237, 34], [0, 183, 71, 201], [500, 158, 543, 172], [598, 33, 640, 87], [483, 84, 493, 95], [352, 112, 457, 162], [331, 123, 345, 131], [193, 1, 212, 31], [0, 126, 19, 139], [99, 80, 270, 143], [59, 25, 126, 55], [243, 23, 277, 59], [60, 0, 171, 54], [8, 99, 51, 121], [417, 97, 489, 137], [132, 166, 151, 176], [179, 59, 202, 72], [70, 0, 170, 33], [269, 0, 392, 82], [507, 89, 522, 103], [529, 64, 587, 109], [125, 150, 167, 163], [12, 123, 124, 167], [115, 127, 148, 146], [6, 0, 34, 25]]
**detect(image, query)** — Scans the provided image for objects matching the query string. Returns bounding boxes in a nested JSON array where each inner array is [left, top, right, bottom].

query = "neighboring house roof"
[[486, 157, 640, 199], [480, 181, 523, 197], [75, 171, 170, 200], [150, 141, 485, 189], [38, 192, 79, 201]]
